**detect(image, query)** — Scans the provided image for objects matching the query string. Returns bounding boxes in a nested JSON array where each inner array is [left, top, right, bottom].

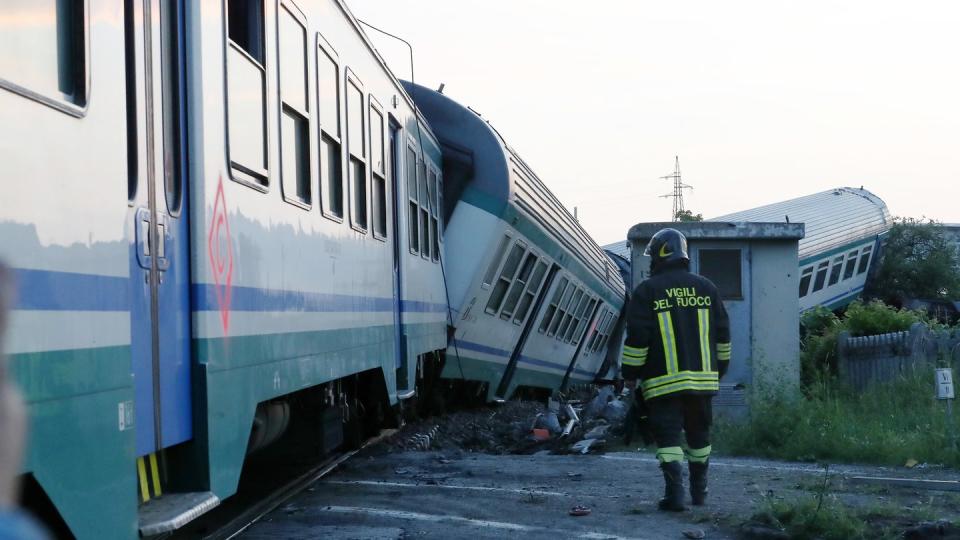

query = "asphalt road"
[[241, 449, 960, 540]]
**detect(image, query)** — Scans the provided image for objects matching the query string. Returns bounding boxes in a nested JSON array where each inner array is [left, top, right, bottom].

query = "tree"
[[675, 209, 703, 222], [867, 218, 960, 303]]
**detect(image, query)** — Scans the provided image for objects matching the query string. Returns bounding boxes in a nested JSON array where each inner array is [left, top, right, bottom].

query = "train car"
[[0, 0, 447, 537], [710, 187, 891, 312], [403, 82, 626, 402]]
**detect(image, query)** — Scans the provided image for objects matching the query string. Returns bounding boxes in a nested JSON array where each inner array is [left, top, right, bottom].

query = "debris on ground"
[[382, 385, 643, 455], [568, 505, 592, 517]]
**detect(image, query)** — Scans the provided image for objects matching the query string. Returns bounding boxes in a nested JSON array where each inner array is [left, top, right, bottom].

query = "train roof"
[[403, 82, 624, 297], [709, 187, 891, 259], [332, 0, 440, 150]]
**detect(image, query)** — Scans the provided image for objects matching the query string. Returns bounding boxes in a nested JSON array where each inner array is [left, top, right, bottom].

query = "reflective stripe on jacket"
[[621, 266, 731, 401]]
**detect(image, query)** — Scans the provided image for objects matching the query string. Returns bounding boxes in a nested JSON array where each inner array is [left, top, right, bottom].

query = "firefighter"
[[621, 228, 731, 511]]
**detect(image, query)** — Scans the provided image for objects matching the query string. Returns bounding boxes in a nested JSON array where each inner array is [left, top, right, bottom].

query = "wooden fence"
[[836, 323, 960, 391]]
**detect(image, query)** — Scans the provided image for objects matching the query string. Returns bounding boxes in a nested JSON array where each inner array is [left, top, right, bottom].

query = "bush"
[[799, 300, 926, 386], [715, 367, 960, 468]]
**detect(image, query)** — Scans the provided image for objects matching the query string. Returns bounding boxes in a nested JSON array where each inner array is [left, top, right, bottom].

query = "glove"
[[719, 360, 728, 379]]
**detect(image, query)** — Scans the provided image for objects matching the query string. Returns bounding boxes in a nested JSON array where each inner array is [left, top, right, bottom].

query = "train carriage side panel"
[[405, 82, 625, 401], [0, 2, 137, 537], [187, 0, 444, 501]]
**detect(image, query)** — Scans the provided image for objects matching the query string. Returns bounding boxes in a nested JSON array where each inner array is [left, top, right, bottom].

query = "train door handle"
[[155, 214, 170, 272], [136, 208, 152, 270]]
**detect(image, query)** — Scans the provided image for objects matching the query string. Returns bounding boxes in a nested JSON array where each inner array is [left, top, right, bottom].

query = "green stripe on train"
[[9, 346, 136, 540]]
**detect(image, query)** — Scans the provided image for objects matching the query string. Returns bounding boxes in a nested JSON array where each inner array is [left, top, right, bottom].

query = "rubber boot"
[[657, 461, 686, 512], [689, 461, 709, 506]]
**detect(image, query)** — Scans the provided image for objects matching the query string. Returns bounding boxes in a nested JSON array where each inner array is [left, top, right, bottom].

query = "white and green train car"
[[0, 0, 448, 536], [711, 187, 891, 312], [405, 83, 627, 402]]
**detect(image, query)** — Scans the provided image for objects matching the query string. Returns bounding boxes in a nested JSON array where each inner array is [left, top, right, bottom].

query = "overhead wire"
[[357, 18, 467, 383]]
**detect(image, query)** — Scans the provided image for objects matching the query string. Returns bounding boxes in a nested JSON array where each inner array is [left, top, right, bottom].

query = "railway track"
[[166, 429, 396, 540]]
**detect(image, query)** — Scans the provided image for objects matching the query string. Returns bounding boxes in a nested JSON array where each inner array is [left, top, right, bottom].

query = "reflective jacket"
[[621, 266, 731, 401]]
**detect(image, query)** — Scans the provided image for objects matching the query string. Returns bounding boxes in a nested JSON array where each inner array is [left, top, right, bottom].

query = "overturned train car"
[[405, 82, 627, 402]]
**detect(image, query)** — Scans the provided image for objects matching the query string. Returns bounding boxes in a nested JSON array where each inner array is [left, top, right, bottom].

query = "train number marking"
[[208, 176, 234, 334]]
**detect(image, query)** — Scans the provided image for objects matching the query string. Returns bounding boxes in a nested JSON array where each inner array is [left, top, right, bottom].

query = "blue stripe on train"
[[452, 338, 597, 378], [10, 267, 447, 314], [13, 268, 129, 311]]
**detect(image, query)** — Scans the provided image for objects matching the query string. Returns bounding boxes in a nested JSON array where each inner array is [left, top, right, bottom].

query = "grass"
[[714, 368, 960, 468], [747, 466, 935, 540]]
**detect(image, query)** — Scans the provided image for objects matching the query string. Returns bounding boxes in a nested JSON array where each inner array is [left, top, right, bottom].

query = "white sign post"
[[937, 368, 956, 449]]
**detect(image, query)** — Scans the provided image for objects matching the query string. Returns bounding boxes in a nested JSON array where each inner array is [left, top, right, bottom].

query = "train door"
[[128, 0, 192, 458], [389, 120, 408, 388]]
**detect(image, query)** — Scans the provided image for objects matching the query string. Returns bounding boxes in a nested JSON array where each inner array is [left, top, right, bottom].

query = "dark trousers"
[[647, 394, 712, 463]]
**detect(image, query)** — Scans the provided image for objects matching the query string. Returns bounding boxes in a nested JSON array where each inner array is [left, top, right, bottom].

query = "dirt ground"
[[243, 397, 960, 539]]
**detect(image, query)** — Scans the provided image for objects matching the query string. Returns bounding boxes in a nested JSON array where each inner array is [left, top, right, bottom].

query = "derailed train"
[[0, 0, 624, 537]]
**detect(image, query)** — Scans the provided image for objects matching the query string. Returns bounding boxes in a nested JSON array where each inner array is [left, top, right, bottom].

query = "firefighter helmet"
[[644, 228, 689, 265]]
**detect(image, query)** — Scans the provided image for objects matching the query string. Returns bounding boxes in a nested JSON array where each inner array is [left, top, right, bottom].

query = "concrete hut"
[[626, 222, 805, 414]]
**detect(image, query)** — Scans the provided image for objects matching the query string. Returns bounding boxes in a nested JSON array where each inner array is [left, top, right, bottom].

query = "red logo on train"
[[208, 177, 234, 334]]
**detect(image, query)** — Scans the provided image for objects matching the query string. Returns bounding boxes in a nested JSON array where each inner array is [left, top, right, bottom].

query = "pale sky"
[[349, 0, 960, 245]]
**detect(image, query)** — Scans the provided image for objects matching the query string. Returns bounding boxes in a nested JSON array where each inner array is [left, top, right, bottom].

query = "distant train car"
[[0, 0, 447, 537], [710, 187, 891, 312], [404, 82, 626, 402]]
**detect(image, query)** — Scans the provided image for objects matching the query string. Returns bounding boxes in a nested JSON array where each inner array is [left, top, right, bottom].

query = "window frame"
[[369, 96, 387, 240], [539, 275, 569, 334], [799, 266, 814, 298], [485, 240, 528, 315], [418, 157, 430, 259], [812, 260, 830, 293], [344, 68, 368, 233], [857, 245, 873, 275], [406, 140, 420, 255], [697, 248, 743, 300], [428, 163, 441, 261], [842, 250, 859, 281], [482, 234, 512, 289], [224, 0, 270, 191], [316, 33, 344, 221], [277, 0, 312, 210], [827, 255, 844, 287], [0, 0, 91, 117]]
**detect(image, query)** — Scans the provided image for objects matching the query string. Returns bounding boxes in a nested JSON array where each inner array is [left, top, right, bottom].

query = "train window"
[[437, 172, 444, 242], [828, 256, 844, 287], [514, 261, 548, 324], [317, 39, 343, 218], [279, 3, 311, 208], [597, 315, 616, 351], [587, 310, 608, 352], [565, 293, 591, 343], [812, 261, 829, 292], [857, 245, 873, 275], [558, 288, 584, 341], [429, 168, 440, 261], [0, 0, 88, 114], [539, 277, 569, 333], [500, 253, 538, 320], [406, 145, 419, 253], [698, 249, 742, 299], [160, 0, 184, 215], [799, 267, 813, 298], [370, 101, 386, 238], [346, 76, 367, 230], [572, 298, 598, 345], [843, 250, 859, 280], [418, 160, 430, 258], [482, 235, 512, 288], [226, 0, 269, 187], [486, 242, 527, 314], [549, 284, 576, 337]]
